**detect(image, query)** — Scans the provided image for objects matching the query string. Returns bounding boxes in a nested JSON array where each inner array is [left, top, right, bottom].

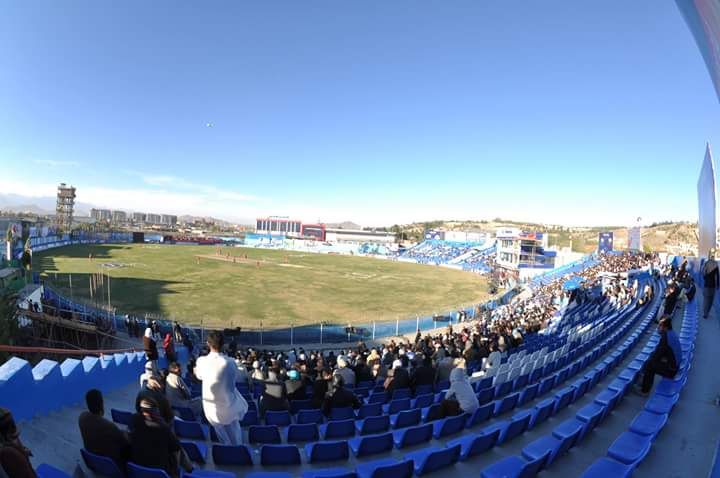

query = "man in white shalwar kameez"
[[195, 331, 248, 445]]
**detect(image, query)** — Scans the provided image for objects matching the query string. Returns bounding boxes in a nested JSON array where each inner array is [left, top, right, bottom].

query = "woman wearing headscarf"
[[0, 408, 36, 478], [163, 333, 176, 363], [144, 327, 159, 372]]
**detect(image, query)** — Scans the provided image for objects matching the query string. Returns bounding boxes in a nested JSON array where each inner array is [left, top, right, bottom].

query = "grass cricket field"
[[32, 244, 490, 328]]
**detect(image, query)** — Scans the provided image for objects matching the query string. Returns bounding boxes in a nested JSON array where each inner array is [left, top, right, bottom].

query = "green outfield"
[[32, 244, 489, 328]]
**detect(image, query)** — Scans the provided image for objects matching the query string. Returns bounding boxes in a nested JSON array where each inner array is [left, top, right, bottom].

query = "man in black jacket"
[[322, 375, 361, 416], [78, 389, 130, 470], [703, 249, 719, 319], [410, 356, 436, 393]]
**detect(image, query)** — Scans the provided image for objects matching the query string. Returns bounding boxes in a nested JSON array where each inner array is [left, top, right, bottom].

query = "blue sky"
[[0, 0, 717, 226]]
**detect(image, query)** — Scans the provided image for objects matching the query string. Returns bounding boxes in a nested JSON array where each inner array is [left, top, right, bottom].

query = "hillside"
[[393, 219, 698, 255]]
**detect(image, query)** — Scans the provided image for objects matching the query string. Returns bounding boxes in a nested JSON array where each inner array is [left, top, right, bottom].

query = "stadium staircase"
[[8, 272, 720, 478]]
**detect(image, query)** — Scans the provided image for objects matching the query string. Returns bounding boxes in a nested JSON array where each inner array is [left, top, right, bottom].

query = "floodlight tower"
[[56, 183, 76, 232]]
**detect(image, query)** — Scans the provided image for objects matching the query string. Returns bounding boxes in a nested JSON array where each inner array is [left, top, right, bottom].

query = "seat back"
[[329, 407, 355, 421], [494, 392, 519, 416], [307, 441, 349, 463], [211, 444, 253, 466], [287, 423, 320, 442], [110, 409, 133, 427], [436, 413, 467, 438], [397, 423, 433, 447], [265, 410, 292, 426], [324, 419, 356, 439], [420, 445, 461, 474], [355, 432, 394, 456], [368, 459, 413, 478], [503, 411, 531, 443], [422, 403, 442, 423], [467, 402, 493, 427], [360, 415, 390, 435], [520, 450, 551, 476], [358, 402, 383, 419], [387, 398, 411, 415], [127, 462, 171, 478], [297, 409, 324, 424], [468, 428, 500, 457], [173, 418, 206, 440], [248, 425, 281, 444], [81, 448, 124, 478], [413, 394, 434, 409], [393, 409, 421, 428], [260, 445, 301, 466], [391, 388, 411, 400]]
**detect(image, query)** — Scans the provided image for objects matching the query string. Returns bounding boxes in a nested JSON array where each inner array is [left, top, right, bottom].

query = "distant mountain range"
[[0, 193, 94, 216]]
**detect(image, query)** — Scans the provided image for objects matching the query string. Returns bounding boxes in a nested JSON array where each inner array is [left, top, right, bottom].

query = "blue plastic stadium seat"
[[476, 376, 494, 391], [290, 399, 315, 414], [576, 402, 607, 429], [180, 441, 208, 463], [248, 425, 282, 444], [607, 431, 652, 465], [654, 377, 685, 397], [466, 402, 494, 427], [553, 418, 588, 444], [538, 375, 556, 396], [297, 409, 324, 424], [571, 377, 591, 402], [629, 411, 668, 438], [385, 398, 411, 415], [302, 468, 356, 478], [644, 393, 679, 415], [494, 381, 513, 398], [414, 384, 433, 396], [392, 388, 411, 401], [321, 419, 356, 439], [306, 441, 350, 463], [522, 427, 580, 467], [580, 457, 635, 478], [492, 410, 531, 445], [330, 407, 356, 421], [260, 445, 302, 466], [435, 380, 450, 392], [211, 444, 253, 466], [266, 410, 292, 426], [356, 458, 414, 478], [287, 423, 320, 442], [367, 393, 387, 404], [81, 448, 124, 478], [391, 409, 421, 429], [35, 464, 72, 478], [357, 415, 390, 435], [479, 451, 550, 478], [110, 408, 134, 427], [494, 392, 519, 416], [358, 403, 383, 419], [512, 374, 529, 392], [404, 444, 461, 475], [349, 432, 394, 457], [421, 403, 442, 423], [518, 383, 539, 406], [173, 406, 196, 421], [477, 387, 495, 406], [127, 462, 171, 478], [529, 398, 555, 429], [245, 473, 293, 478], [446, 427, 499, 461], [412, 394, 434, 409], [432, 413, 467, 439], [184, 471, 235, 478], [241, 410, 259, 426], [553, 387, 575, 414], [173, 418, 208, 441], [393, 423, 433, 448]]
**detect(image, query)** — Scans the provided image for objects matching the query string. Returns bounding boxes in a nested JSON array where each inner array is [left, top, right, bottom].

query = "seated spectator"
[[259, 375, 290, 417], [384, 360, 410, 395], [139, 361, 154, 388], [443, 367, 479, 415], [322, 375, 361, 416], [354, 357, 373, 384], [0, 408, 36, 478], [333, 355, 355, 387], [78, 389, 130, 469], [165, 362, 202, 417], [635, 317, 681, 396], [143, 328, 159, 372], [129, 398, 192, 478], [484, 344, 501, 372], [285, 369, 307, 401], [136, 376, 175, 424], [312, 368, 333, 409], [411, 355, 436, 392]]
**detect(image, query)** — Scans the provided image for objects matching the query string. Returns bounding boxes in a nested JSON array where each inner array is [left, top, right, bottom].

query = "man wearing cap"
[[195, 331, 248, 445], [703, 248, 719, 319]]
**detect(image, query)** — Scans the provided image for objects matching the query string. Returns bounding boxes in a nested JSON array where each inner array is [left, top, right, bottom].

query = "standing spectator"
[[195, 331, 248, 445], [136, 377, 175, 425], [78, 389, 130, 470], [144, 327, 159, 373], [703, 249, 719, 319], [163, 333, 177, 363], [129, 398, 192, 478], [312, 368, 333, 409], [285, 369, 307, 401], [173, 321, 183, 342], [0, 408, 36, 478]]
